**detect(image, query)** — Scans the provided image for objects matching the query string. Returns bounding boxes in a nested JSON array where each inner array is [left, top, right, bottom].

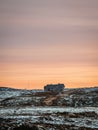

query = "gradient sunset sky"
[[0, 0, 98, 89]]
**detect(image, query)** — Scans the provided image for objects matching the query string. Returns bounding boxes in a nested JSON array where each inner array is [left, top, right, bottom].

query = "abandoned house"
[[44, 84, 65, 92]]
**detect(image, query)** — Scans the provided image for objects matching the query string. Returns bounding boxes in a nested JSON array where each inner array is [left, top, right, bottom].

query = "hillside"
[[0, 87, 98, 107], [0, 86, 98, 130]]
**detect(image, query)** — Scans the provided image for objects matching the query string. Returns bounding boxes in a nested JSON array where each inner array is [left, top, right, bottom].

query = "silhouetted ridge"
[[0, 87, 23, 91]]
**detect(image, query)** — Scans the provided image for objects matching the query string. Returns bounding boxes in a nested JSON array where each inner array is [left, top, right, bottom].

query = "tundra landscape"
[[0, 86, 98, 130], [0, 0, 98, 129]]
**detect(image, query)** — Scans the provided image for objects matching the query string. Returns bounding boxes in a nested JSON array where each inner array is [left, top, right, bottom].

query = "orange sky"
[[0, 0, 98, 89]]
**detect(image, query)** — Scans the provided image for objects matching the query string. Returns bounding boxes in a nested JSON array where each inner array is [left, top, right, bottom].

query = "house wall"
[[44, 84, 65, 92]]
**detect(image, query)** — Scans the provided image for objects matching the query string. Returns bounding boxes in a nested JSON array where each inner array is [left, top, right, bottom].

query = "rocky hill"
[[0, 86, 98, 130], [0, 87, 98, 107]]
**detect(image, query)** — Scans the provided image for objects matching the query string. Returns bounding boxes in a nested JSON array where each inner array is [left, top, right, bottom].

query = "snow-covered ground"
[[0, 87, 98, 130], [1, 107, 98, 116], [0, 90, 31, 99], [0, 107, 98, 129]]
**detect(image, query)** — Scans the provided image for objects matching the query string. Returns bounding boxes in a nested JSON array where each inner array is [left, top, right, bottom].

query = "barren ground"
[[0, 87, 98, 130]]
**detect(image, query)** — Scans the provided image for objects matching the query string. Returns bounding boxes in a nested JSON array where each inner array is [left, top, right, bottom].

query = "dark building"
[[44, 84, 65, 92]]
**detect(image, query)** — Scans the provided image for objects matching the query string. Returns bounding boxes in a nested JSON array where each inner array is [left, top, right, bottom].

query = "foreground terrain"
[[0, 87, 98, 130]]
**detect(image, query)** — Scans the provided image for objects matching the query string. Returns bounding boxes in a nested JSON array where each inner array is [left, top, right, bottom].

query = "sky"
[[0, 0, 98, 89]]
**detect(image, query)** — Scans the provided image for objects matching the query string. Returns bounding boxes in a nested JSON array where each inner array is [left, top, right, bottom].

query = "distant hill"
[[0, 86, 98, 107]]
